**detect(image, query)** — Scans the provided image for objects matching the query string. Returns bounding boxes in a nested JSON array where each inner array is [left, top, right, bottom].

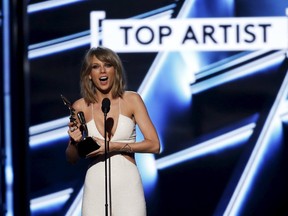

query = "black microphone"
[[101, 98, 111, 114], [77, 111, 88, 138]]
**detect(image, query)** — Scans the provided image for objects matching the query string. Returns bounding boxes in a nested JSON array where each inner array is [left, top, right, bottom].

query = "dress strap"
[[118, 97, 121, 115], [91, 103, 94, 118]]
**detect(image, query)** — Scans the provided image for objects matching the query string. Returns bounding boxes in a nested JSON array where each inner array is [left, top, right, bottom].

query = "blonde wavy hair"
[[80, 46, 126, 104]]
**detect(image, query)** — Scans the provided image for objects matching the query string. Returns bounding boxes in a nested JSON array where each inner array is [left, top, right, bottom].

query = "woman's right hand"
[[67, 122, 82, 142]]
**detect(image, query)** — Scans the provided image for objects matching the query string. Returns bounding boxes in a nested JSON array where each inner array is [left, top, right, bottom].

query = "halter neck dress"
[[81, 98, 146, 216]]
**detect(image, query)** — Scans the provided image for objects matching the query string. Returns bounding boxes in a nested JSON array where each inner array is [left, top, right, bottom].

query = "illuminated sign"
[[90, 11, 288, 52]]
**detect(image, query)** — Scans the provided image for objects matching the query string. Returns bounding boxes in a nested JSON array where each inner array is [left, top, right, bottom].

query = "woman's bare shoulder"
[[123, 91, 145, 113], [72, 98, 88, 110], [123, 91, 142, 102]]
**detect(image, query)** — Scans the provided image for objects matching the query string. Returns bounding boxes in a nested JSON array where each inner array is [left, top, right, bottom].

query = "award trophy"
[[61, 94, 100, 158]]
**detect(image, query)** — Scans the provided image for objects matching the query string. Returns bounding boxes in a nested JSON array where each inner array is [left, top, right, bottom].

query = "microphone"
[[77, 111, 88, 138], [101, 98, 111, 114]]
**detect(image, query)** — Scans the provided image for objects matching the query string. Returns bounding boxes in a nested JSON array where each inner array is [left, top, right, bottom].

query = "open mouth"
[[99, 76, 108, 82]]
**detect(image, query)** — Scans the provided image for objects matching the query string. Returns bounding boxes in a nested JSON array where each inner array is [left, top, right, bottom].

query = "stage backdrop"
[[27, 0, 288, 215]]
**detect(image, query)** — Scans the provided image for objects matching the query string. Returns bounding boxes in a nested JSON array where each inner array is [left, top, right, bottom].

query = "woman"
[[66, 46, 160, 216]]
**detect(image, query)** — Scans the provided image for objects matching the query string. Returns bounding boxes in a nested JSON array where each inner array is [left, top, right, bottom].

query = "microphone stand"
[[101, 98, 111, 216], [104, 110, 108, 216]]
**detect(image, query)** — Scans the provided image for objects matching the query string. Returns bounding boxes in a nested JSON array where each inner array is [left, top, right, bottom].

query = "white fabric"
[[81, 100, 146, 216], [82, 154, 146, 216]]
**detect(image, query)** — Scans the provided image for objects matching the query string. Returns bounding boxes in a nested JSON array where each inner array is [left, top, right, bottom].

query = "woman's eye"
[[104, 63, 112, 68], [91, 63, 112, 70]]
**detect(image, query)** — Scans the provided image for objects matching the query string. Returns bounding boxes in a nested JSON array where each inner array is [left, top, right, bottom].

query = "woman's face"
[[89, 56, 115, 94], [89, 55, 115, 94]]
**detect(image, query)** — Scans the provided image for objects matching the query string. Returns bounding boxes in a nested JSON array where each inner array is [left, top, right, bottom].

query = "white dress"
[[81, 103, 146, 216]]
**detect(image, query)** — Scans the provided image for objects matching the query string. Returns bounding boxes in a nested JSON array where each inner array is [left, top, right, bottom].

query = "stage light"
[[65, 188, 83, 216], [156, 123, 255, 169], [28, 0, 84, 13], [30, 188, 73, 212], [224, 65, 288, 216], [191, 50, 286, 94]]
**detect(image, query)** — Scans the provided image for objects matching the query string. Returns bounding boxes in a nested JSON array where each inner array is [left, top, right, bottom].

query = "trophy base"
[[77, 137, 100, 158]]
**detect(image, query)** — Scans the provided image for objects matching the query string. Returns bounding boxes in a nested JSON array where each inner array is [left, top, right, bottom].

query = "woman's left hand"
[[85, 137, 106, 158]]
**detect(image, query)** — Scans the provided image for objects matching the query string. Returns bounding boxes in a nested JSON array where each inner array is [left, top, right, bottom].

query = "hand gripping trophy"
[[61, 94, 99, 158]]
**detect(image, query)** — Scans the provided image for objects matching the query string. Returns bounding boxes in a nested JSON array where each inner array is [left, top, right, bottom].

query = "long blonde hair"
[[80, 46, 126, 104]]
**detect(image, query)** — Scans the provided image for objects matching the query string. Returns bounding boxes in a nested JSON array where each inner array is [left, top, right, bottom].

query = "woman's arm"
[[110, 92, 160, 154], [65, 99, 86, 164], [65, 140, 80, 164]]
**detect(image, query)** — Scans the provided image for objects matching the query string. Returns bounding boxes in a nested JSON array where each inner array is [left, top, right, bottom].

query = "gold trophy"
[[61, 94, 100, 158]]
